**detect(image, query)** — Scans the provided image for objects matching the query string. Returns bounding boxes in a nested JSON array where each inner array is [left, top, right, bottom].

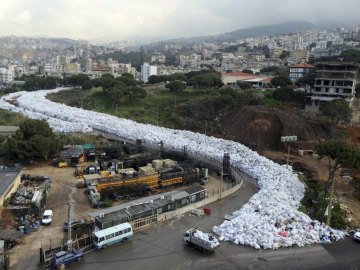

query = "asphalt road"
[[68, 176, 360, 270]]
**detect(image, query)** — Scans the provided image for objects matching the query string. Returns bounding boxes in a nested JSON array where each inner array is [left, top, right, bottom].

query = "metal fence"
[[130, 214, 158, 231]]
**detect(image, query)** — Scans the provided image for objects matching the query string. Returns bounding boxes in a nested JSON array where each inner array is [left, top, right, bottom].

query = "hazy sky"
[[1, 0, 359, 41]]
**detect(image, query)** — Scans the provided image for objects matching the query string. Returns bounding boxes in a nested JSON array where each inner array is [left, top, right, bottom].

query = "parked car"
[[354, 231, 360, 242], [53, 250, 83, 268], [63, 219, 85, 231], [41, 210, 53, 225]]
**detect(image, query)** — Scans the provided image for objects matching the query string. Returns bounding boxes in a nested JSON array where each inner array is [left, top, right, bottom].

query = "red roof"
[[289, 63, 315, 68], [222, 72, 256, 77]]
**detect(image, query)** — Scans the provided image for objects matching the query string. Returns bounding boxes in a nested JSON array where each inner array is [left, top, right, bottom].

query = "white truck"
[[183, 228, 220, 253]]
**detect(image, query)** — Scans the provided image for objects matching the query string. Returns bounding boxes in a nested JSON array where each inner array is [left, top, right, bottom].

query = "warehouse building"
[[90, 185, 206, 230], [0, 168, 22, 208]]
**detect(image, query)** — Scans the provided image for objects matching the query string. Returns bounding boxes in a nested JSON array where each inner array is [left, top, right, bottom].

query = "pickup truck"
[[183, 228, 220, 253]]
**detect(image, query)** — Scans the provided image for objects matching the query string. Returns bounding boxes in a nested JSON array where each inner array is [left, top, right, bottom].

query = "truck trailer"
[[183, 228, 220, 253]]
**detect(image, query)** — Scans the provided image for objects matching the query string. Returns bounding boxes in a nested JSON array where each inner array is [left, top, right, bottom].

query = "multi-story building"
[[151, 53, 166, 64], [306, 62, 358, 112], [289, 49, 309, 63], [0, 66, 15, 83], [140, 62, 157, 82], [288, 63, 315, 82], [270, 47, 284, 59]]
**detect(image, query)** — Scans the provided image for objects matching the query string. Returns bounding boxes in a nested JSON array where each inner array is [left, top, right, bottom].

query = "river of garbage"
[[0, 88, 345, 249]]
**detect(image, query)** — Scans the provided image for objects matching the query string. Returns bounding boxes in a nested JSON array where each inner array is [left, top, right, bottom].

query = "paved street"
[[67, 175, 360, 270]]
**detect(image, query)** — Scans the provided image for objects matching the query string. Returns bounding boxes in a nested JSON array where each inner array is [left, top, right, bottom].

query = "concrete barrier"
[[157, 178, 243, 222]]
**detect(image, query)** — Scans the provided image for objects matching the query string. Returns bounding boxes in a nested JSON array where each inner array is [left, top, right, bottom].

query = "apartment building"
[[289, 63, 315, 82], [140, 62, 157, 82], [306, 62, 358, 112], [270, 47, 284, 59], [290, 49, 309, 63], [0, 66, 15, 83]]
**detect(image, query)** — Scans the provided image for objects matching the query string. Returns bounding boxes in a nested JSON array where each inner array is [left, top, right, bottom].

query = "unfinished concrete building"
[[306, 62, 359, 112]]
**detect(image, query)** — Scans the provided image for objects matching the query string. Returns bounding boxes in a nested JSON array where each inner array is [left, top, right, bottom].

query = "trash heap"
[[17, 215, 41, 235], [194, 230, 220, 248], [0, 88, 345, 249]]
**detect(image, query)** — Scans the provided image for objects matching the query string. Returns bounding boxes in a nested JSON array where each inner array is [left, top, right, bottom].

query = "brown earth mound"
[[220, 106, 328, 150]]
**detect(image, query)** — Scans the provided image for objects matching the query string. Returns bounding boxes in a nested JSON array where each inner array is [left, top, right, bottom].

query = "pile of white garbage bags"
[[0, 88, 345, 249], [193, 230, 220, 248]]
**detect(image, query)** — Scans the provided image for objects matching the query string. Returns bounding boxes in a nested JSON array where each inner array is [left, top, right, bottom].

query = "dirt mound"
[[220, 106, 328, 150]]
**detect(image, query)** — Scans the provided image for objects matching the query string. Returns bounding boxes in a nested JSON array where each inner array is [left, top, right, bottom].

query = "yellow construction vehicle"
[[58, 161, 68, 168], [75, 164, 86, 178]]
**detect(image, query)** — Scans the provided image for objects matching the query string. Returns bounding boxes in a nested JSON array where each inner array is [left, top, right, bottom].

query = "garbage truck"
[[183, 227, 220, 253]]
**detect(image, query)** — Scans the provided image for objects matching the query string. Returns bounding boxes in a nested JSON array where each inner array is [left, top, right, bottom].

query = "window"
[[200, 192, 205, 199], [191, 195, 196, 202]]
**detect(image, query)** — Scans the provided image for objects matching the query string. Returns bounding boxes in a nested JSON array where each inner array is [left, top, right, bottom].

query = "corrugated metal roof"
[[182, 185, 205, 195], [89, 190, 179, 217]]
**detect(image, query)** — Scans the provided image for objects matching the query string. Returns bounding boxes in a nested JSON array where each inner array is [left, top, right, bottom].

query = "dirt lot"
[[262, 149, 360, 227], [8, 160, 225, 270], [10, 161, 93, 270]]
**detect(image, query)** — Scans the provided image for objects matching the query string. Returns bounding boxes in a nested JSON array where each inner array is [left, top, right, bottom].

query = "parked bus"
[[93, 222, 133, 249]]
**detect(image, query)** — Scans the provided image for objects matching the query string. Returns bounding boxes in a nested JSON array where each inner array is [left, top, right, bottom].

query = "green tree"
[[271, 88, 304, 105], [116, 76, 137, 87], [296, 73, 317, 86], [237, 82, 253, 90], [93, 76, 117, 92], [242, 69, 253, 74], [271, 75, 292, 88], [23, 78, 39, 91], [107, 84, 126, 107], [124, 86, 147, 102], [279, 50, 290, 59], [165, 80, 186, 92], [319, 99, 353, 137], [147, 75, 161, 84], [316, 140, 360, 224], [355, 83, 360, 98], [66, 74, 90, 87], [5, 119, 61, 161], [121, 73, 134, 79], [260, 66, 280, 75], [81, 80, 93, 90]]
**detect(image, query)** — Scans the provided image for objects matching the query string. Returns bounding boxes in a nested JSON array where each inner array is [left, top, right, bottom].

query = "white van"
[[42, 210, 53, 225]]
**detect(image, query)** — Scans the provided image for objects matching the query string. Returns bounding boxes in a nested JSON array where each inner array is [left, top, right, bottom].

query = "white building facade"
[[140, 62, 157, 82]]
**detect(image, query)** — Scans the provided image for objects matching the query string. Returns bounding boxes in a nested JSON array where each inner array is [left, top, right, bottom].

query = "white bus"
[[93, 222, 133, 249]]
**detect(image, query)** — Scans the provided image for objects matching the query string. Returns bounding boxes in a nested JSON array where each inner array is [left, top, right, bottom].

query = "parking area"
[[10, 161, 93, 270], [9, 159, 226, 270]]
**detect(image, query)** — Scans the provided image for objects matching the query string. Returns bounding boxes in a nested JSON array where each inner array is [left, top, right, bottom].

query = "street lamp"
[[280, 136, 297, 168]]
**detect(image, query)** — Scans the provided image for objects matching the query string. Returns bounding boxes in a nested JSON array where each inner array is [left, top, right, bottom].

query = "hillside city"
[[0, 25, 359, 84], [1, 19, 360, 270]]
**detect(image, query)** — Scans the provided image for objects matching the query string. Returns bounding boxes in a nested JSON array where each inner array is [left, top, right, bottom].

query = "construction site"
[[54, 139, 229, 208]]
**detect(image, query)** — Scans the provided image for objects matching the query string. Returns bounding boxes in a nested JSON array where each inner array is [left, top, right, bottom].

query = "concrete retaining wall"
[[158, 176, 243, 222]]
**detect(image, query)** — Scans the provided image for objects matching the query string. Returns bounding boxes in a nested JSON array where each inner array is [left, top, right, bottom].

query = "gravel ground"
[[10, 161, 93, 270]]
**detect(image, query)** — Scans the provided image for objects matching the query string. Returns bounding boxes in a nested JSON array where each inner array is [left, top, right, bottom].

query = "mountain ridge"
[[146, 21, 317, 49]]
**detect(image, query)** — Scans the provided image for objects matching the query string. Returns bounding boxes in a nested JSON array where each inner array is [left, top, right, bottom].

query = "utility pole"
[[219, 166, 223, 201], [326, 178, 336, 225], [67, 201, 73, 252]]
